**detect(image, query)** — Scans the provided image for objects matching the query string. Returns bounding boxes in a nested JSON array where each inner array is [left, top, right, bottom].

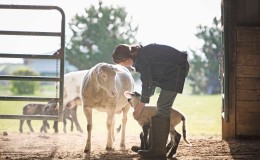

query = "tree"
[[188, 17, 222, 94], [65, 2, 138, 70], [11, 67, 39, 95]]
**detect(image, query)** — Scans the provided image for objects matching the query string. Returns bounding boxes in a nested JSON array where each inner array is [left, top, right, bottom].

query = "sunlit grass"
[[0, 93, 221, 136]]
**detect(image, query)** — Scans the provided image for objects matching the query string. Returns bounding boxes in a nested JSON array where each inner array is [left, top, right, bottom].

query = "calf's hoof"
[[131, 146, 140, 153]]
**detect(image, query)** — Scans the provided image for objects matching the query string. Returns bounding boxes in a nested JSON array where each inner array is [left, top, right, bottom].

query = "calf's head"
[[124, 91, 141, 108]]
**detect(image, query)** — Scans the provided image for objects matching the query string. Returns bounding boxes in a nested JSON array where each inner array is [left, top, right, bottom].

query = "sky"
[[0, 0, 221, 63]]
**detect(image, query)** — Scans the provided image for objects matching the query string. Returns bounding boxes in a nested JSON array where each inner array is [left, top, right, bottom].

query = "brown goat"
[[19, 102, 58, 133]]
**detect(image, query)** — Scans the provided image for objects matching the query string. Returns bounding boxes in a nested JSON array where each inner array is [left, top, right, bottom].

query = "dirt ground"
[[1, 131, 260, 160]]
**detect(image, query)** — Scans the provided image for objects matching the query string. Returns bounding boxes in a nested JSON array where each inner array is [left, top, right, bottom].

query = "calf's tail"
[[181, 115, 191, 145]]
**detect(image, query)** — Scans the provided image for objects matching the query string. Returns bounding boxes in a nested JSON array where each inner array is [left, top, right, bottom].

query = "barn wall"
[[236, 27, 260, 137], [222, 0, 260, 139]]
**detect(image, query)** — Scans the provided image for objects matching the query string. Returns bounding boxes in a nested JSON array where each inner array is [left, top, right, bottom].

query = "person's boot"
[[138, 116, 170, 160]]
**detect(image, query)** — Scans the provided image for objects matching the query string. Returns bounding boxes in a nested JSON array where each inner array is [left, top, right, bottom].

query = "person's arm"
[[137, 58, 153, 103]]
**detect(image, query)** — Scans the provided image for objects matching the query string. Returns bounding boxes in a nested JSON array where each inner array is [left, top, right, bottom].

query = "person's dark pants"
[[156, 90, 177, 117]]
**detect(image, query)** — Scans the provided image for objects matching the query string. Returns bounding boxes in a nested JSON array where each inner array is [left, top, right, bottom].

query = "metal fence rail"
[[0, 5, 65, 121]]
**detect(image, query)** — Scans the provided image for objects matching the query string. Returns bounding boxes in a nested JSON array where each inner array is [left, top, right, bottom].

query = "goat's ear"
[[124, 91, 132, 99], [97, 68, 103, 75], [114, 67, 122, 72]]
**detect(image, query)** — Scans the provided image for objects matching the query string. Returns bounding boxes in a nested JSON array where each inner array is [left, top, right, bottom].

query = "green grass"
[[0, 93, 221, 136], [148, 93, 221, 136]]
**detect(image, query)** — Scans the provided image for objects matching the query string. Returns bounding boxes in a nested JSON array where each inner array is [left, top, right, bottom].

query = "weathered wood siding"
[[236, 27, 260, 136]]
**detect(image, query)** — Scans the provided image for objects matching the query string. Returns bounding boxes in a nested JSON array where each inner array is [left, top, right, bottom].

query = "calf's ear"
[[124, 91, 132, 99]]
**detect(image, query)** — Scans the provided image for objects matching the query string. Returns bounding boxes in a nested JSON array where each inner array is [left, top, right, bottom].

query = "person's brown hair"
[[112, 44, 140, 64]]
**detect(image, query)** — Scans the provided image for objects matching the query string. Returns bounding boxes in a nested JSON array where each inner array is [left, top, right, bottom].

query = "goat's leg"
[[63, 118, 67, 133], [71, 106, 83, 133], [69, 117, 74, 132], [111, 115, 115, 142], [53, 121, 58, 133], [120, 106, 129, 149], [19, 120, 24, 133], [106, 111, 114, 150], [41, 120, 48, 133], [167, 131, 181, 158], [26, 120, 34, 132], [46, 121, 50, 129], [83, 106, 92, 153]]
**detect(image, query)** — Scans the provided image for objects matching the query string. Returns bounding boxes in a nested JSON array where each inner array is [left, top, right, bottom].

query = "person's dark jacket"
[[133, 43, 189, 103]]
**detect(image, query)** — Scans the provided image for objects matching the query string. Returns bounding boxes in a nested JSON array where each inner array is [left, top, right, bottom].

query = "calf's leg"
[[131, 132, 143, 153], [167, 130, 181, 158], [142, 124, 150, 150]]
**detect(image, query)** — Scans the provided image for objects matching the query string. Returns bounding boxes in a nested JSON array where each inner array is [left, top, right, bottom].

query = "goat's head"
[[44, 102, 58, 115], [96, 63, 118, 97], [124, 91, 141, 108]]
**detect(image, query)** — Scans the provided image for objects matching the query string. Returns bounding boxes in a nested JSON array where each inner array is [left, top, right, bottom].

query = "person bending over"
[[112, 43, 189, 160]]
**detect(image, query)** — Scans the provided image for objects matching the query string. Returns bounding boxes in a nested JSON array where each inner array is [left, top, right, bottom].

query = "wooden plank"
[[237, 27, 260, 42], [237, 77, 260, 90], [237, 27, 254, 42], [237, 54, 260, 66], [237, 124, 260, 136], [236, 90, 260, 101], [237, 41, 260, 55], [237, 101, 260, 112], [237, 112, 260, 123], [237, 66, 260, 77], [256, 28, 260, 42]]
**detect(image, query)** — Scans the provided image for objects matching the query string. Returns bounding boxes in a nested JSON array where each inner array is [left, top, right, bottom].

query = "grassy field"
[[0, 93, 221, 136]]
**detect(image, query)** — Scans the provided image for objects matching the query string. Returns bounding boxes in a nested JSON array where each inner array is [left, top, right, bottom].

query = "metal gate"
[[0, 5, 65, 121]]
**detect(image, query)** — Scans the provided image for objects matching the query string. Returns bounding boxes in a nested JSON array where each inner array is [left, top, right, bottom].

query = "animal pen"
[[0, 5, 65, 122]]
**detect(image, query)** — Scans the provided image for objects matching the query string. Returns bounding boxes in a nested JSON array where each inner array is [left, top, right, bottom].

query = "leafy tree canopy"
[[65, 2, 138, 70], [188, 17, 222, 94]]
